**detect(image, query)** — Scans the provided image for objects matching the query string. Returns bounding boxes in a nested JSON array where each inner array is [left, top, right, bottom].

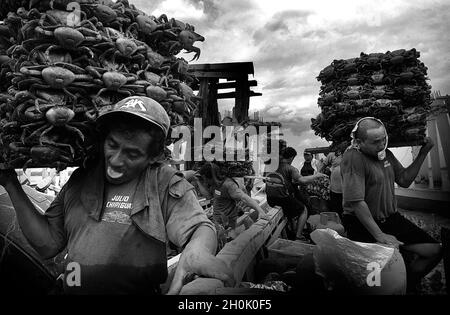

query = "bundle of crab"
[[311, 48, 432, 148], [0, 0, 205, 170]]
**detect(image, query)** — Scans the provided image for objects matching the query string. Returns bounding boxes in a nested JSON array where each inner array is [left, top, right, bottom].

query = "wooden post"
[[235, 78, 250, 123], [207, 78, 220, 128], [427, 118, 441, 188], [198, 77, 210, 125], [436, 112, 450, 185]]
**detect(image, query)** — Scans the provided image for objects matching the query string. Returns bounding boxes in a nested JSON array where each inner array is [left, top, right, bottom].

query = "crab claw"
[[187, 47, 201, 62]]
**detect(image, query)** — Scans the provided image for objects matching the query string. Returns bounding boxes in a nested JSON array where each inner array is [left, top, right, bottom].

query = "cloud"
[[128, 0, 450, 150]]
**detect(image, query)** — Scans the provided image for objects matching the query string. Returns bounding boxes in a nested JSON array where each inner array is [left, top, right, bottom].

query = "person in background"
[[321, 147, 345, 217], [301, 151, 322, 176], [198, 162, 269, 239], [266, 147, 327, 240]]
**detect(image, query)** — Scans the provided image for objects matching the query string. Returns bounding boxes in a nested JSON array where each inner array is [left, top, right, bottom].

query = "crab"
[[318, 91, 337, 106], [93, 36, 148, 69], [22, 144, 74, 171], [18, 64, 94, 106], [370, 99, 401, 117], [341, 58, 358, 74], [165, 29, 205, 61], [370, 70, 388, 85], [86, 63, 142, 100], [371, 85, 395, 99], [126, 14, 165, 37], [317, 65, 335, 83], [361, 52, 385, 70], [345, 73, 359, 86], [20, 105, 85, 157], [403, 125, 426, 140], [81, 3, 131, 31], [32, 24, 103, 60], [174, 81, 201, 112]]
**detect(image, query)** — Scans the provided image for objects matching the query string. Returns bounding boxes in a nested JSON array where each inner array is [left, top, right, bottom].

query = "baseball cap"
[[97, 96, 171, 136]]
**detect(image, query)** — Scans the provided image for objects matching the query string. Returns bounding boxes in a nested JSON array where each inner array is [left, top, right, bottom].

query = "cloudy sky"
[[131, 0, 450, 168]]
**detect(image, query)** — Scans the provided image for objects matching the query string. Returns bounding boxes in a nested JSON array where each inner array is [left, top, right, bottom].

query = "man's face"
[[104, 129, 153, 184], [304, 153, 312, 162], [358, 126, 387, 159]]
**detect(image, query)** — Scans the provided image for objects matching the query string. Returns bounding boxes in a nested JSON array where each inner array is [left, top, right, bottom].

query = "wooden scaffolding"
[[188, 62, 262, 126]]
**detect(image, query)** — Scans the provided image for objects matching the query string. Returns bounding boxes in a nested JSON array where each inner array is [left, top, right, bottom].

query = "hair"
[[282, 147, 297, 159], [198, 162, 225, 183], [354, 119, 384, 141], [98, 114, 166, 158]]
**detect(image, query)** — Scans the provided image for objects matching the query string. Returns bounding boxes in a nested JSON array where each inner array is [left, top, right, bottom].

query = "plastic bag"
[[310, 229, 395, 290]]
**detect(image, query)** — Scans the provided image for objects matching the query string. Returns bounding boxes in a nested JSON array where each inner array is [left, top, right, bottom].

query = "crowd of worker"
[[0, 95, 443, 295]]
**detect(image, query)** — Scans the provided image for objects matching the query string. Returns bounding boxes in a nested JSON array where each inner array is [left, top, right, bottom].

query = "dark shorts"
[[342, 212, 438, 245], [329, 191, 343, 216], [267, 195, 306, 219]]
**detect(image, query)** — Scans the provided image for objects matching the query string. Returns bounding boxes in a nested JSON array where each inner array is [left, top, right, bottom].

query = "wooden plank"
[[216, 80, 257, 89], [265, 213, 287, 248], [191, 81, 257, 91], [188, 71, 248, 79], [178, 205, 284, 295], [189, 62, 254, 75], [206, 78, 220, 127], [235, 79, 250, 123], [217, 91, 262, 99]]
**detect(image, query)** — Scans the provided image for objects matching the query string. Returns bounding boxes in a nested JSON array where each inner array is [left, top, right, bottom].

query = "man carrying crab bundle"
[[341, 117, 442, 292], [0, 96, 234, 295]]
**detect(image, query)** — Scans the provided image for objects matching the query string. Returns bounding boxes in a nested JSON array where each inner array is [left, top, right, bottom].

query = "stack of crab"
[[0, 0, 205, 170], [311, 48, 432, 149]]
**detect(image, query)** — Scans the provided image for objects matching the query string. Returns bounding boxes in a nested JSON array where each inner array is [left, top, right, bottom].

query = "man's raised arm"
[[394, 137, 434, 188], [0, 169, 66, 259]]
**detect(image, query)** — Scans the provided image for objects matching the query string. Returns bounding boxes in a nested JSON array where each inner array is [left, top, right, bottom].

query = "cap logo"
[[120, 98, 146, 111]]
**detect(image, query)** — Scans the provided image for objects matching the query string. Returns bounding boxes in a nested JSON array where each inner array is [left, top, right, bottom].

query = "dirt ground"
[[399, 208, 450, 295]]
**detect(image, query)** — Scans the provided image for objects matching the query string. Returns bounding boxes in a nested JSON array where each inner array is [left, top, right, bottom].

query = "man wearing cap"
[[0, 96, 234, 294], [340, 117, 442, 291]]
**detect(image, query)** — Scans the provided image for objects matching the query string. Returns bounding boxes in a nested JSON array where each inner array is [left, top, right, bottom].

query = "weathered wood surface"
[[179, 204, 285, 295]]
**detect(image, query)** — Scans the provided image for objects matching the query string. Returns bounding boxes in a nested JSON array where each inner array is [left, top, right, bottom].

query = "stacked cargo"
[[311, 48, 432, 149], [0, 0, 203, 170]]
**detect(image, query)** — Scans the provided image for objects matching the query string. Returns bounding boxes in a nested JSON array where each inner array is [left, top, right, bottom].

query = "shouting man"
[[0, 96, 233, 294]]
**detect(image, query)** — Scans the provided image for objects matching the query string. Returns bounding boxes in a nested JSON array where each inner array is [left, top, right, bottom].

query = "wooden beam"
[[216, 80, 258, 89], [191, 81, 257, 91], [217, 91, 262, 99], [189, 62, 254, 75], [188, 71, 248, 79], [235, 78, 250, 123]]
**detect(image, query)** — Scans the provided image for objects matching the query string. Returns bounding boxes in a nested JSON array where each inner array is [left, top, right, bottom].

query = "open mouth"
[[107, 166, 124, 179]]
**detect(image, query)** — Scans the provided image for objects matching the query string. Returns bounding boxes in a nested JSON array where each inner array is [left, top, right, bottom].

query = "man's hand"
[[420, 137, 434, 155], [258, 211, 270, 221], [315, 173, 328, 179], [167, 243, 235, 295], [375, 233, 404, 248]]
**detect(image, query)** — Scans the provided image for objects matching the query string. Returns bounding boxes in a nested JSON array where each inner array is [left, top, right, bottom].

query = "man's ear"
[[354, 138, 363, 149]]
